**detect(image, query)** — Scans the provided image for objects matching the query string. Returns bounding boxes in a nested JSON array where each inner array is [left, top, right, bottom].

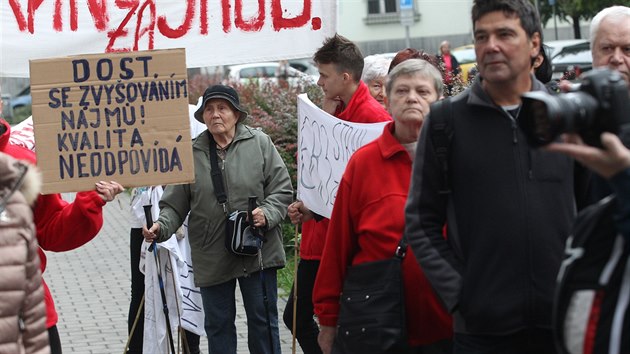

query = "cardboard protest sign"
[[1, 1, 336, 77], [30, 48, 194, 194], [296, 94, 388, 218]]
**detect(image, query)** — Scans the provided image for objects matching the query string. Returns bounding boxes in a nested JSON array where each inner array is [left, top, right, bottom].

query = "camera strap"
[[429, 98, 454, 194]]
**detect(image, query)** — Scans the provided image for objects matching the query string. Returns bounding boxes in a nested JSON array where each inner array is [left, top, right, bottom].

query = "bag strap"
[[430, 98, 454, 195], [207, 131, 228, 215]]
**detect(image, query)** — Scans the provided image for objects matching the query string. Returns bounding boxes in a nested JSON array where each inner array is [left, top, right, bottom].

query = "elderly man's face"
[[592, 16, 630, 86]]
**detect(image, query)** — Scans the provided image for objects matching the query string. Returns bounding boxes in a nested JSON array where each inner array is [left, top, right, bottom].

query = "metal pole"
[[405, 26, 411, 48], [553, 4, 558, 40]]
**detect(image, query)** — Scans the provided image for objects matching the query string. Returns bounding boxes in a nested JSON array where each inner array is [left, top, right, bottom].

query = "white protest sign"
[[297, 94, 388, 218], [1, 0, 337, 77], [141, 187, 204, 353]]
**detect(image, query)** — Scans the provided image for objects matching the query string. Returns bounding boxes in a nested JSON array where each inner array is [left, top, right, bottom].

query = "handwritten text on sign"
[[1, 1, 337, 77], [31, 48, 194, 194], [296, 94, 387, 218]]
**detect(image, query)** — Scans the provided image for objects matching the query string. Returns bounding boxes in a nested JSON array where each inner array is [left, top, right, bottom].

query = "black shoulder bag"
[[334, 236, 408, 354], [208, 133, 260, 256], [554, 195, 630, 354]]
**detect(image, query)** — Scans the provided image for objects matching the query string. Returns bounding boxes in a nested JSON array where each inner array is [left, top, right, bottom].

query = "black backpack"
[[554, 195, 630, 354]]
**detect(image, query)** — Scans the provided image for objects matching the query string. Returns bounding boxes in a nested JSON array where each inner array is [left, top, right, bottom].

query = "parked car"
[[2, 86, 31, 122], [451, 44, 477, 83], [545, 39, 589, 58], [288, 58, 320, 82], [1, 94, 11, 119], [9, 86, 32, 112], [551, 41, 592, 81], [225, 62, 316, 87]]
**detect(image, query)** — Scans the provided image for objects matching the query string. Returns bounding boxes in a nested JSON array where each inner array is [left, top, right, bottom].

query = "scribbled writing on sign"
[[299, 115, 337, 209], [296, 93, 387, 218], [30, 48, 194, 194], [299, 116, 374, 211]]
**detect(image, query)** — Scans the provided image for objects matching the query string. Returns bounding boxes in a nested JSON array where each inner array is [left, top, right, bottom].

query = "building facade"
[[338, 0, 587, 56]]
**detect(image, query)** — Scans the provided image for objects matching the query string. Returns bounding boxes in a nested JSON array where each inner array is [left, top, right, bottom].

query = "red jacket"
[[0, 119, 106, 328], [313, 122, 452, 346], [300, 81, 391, 260]]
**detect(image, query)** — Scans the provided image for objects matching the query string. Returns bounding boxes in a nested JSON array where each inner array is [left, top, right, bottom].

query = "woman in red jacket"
[[0, 117, 123, 354], [313, 59, 453, 354]]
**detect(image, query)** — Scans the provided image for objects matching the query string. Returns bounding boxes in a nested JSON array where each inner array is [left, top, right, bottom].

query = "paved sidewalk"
[[45, 192, 304, 354]]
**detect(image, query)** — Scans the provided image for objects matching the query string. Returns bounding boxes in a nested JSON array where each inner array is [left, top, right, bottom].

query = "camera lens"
[[520, 91, 598, 147]]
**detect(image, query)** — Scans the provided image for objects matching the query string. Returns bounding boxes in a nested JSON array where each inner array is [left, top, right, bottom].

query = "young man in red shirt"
[[284, 33, 391, 354]]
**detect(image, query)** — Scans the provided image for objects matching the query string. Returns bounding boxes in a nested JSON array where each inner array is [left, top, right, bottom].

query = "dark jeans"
[[332, 337, 452, 354], [128, 228, 145, 354], [283, 259, 322, 354], [201, 269, 280, 354], [454, 328, 557, 354], [127, 228, 201, 354], [48, 325, 62, 354]]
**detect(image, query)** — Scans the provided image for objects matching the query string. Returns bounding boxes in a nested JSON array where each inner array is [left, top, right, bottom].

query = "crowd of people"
[[1, 0, 630, 353]]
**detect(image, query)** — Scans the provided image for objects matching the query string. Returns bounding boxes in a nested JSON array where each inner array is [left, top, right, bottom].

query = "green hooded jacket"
[[156, 123, 293, 287]]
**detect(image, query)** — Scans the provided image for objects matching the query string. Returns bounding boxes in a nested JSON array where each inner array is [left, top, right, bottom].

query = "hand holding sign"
[[94, 180, 124, 202]]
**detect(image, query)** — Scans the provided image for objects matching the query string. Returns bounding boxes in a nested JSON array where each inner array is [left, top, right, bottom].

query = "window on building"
[[365, 0, 418, 24], [367, 0, 398, 14]]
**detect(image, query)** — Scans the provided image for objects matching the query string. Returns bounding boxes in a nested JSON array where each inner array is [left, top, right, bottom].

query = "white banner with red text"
[[0, 0, 337, 77]]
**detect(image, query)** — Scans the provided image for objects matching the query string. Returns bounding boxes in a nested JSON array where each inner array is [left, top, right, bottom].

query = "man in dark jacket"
[[404, 0, 590, 352]]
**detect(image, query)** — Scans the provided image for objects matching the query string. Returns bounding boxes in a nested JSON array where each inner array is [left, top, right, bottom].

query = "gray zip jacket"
[[156, 123, 293, 287]]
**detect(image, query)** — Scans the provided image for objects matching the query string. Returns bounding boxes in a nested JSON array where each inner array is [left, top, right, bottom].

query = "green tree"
[[533, 0, 630, 39]]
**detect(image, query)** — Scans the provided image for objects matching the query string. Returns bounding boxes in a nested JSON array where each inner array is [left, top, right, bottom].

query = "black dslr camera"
[[518, 68, 630, 148]]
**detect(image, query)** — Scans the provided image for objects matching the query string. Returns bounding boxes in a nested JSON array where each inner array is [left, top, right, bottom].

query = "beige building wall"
[[337, 0, 586, 56]]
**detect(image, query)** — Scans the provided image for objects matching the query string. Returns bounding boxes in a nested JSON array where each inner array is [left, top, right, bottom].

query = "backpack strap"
[[429, 98, 454, 195]]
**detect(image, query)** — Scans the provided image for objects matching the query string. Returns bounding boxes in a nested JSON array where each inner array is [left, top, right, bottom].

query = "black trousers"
[[127, 228, 201, 354], [48, 325, 62, 354], [454, 328, 556, 354], [283, 259, 322, 354]]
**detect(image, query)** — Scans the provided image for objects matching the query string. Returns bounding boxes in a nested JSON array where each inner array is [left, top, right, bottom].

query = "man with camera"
[[404, 0, 591, 352], [544, 5, 630, 240]]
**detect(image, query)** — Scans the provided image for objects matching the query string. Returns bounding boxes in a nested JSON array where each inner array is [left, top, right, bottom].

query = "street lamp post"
[[400, 0, 414, 48], [549, 0, 559, 40]]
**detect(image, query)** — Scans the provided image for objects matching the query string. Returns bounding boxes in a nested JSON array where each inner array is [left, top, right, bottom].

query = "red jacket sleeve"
[[313, 169, 358, 327], [34, 191, 106, 252]]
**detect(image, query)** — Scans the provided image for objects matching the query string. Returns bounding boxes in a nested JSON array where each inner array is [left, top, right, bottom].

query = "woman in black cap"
[[143, 84, 293, 354]]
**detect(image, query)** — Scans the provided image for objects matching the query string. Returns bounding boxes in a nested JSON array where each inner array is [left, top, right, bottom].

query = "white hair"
[[361, 55, 392, 83], [590, 6, 630, 49]]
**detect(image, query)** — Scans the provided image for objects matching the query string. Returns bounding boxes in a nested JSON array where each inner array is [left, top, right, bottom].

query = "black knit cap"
[[194, 84, 248, 123]]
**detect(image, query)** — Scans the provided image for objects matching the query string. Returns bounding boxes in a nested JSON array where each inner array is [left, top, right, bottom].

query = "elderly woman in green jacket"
[[144, 84, 293, 354]]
